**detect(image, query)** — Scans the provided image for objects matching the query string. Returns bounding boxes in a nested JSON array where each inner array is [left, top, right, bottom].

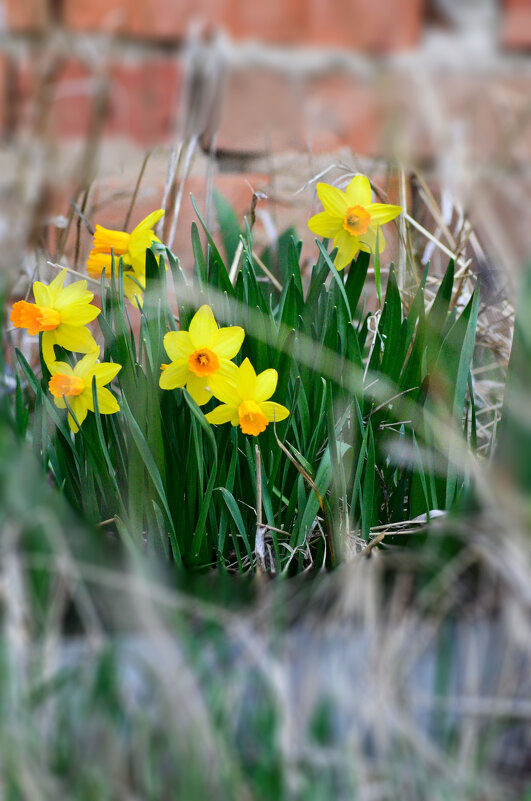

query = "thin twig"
[[124, 150, 152, 231], [252, 250, 283, 293], [73, 191, 94, 270], [405, 212, 470, 271], [168, 135, 198, 251], [55, 198, 76, 263], [46, 261, 100, 286]]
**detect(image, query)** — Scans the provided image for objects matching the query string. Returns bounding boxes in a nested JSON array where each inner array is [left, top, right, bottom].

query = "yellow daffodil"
[[206, 357, 289, 436], [11, 268, 100, 367], [48, 349, 121, 433], [86, 209, 165, 304], [159, 305, 244, 407], [308, 175, 402, 270]]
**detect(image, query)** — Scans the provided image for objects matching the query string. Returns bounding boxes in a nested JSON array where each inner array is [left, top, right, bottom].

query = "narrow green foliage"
[[10, 199, 483, 574]]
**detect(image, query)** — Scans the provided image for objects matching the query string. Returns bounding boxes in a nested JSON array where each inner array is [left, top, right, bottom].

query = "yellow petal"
[[345, 175, 372, 207], [87, 252, 113, 279], [92, 225, 130, 255], [212, 326, 245, 359], [260, 401, 290, 422], [132, 209, 165, 234], [189, 305, 218, 349], [255, 368, 278, 403], [92, 362, 122, 387], [360, 227, 386, 255], [163, 330, 193, 362], [128, 230, 160, 265], [159, 360, 189, 390], [185, 374, 212, 406], [333, 230, 360, 270], [208, 371, 240, 406], [74, 350, 101, 378], [236, 358, 257, 399], [41, 332, 58, 369], [316, 183, 348, 217], [68, 397, 88, 433], [95, 387, 120, 414], [53, 281, 93, 311], [308, 212, 342, 238], [54, 325, 99, 354], [47, 269, 67, 302], [48, 360, 73, 376], [217, 359, 239, 379], [205, 404, 237, 426], [58, 301, 100, 326], [33, 281, 53, 308], [366, 203, 402, 226]]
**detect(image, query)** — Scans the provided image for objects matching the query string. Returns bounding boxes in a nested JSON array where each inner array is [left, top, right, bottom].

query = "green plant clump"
[[10, 194, 481, 575]]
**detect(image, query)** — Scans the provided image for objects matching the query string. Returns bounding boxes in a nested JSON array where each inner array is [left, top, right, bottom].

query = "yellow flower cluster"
[[11, 275, 289, 437], [14, 175, 396, 437], [11, 269, 100, 368], [10, 175, 397, 437], [11, 269, 122, 433], [160, 305, 289, 437]]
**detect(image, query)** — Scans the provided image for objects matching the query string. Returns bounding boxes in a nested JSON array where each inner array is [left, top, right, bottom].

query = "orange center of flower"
[[343, 205, 371, 236], [238, 399, 268, 436], [49, 373, 85, 399], [11, 301, 61, 336], [188, 348, 220, 377]]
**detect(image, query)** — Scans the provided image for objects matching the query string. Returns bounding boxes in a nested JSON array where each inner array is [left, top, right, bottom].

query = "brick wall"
[[5, 0, 426, 48], [4, 0, 527, 151], [1, 0, 530, 277]]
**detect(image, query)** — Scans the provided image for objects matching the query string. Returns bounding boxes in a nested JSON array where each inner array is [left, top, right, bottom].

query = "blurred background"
[[1, 0, 530, 285]]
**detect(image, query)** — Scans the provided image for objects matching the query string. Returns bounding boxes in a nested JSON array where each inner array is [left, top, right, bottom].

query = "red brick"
[[47, 61, 95, 138], [306, 0, 425, 51], [106, 59, 181, 145], [230, 0, 306, 44], [4, 54, 181, 144], [6, 57, 99, 139], [6, 56, 35, 134], [216, 68, 303, 154], [62, 0, 134, 34], [4, 0, 50, 32], [129, 0, 229, 39], [63, 0, 228, 38], [62, 0, 424, 49], [501, 0, 531, 48], [304, 73, 383, 156]]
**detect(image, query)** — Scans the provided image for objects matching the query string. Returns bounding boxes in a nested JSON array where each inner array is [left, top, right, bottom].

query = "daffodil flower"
[[11, 268, 100, 367], [206, 357, 289, 436], [308, 175, 402, 270], [48, 349, 121, 433], [86, 209, 165, 304], [159, 305, 244, 407]]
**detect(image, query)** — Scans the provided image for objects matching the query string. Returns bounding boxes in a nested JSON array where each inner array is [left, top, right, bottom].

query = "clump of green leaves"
[[12, 195, 480, 574]]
